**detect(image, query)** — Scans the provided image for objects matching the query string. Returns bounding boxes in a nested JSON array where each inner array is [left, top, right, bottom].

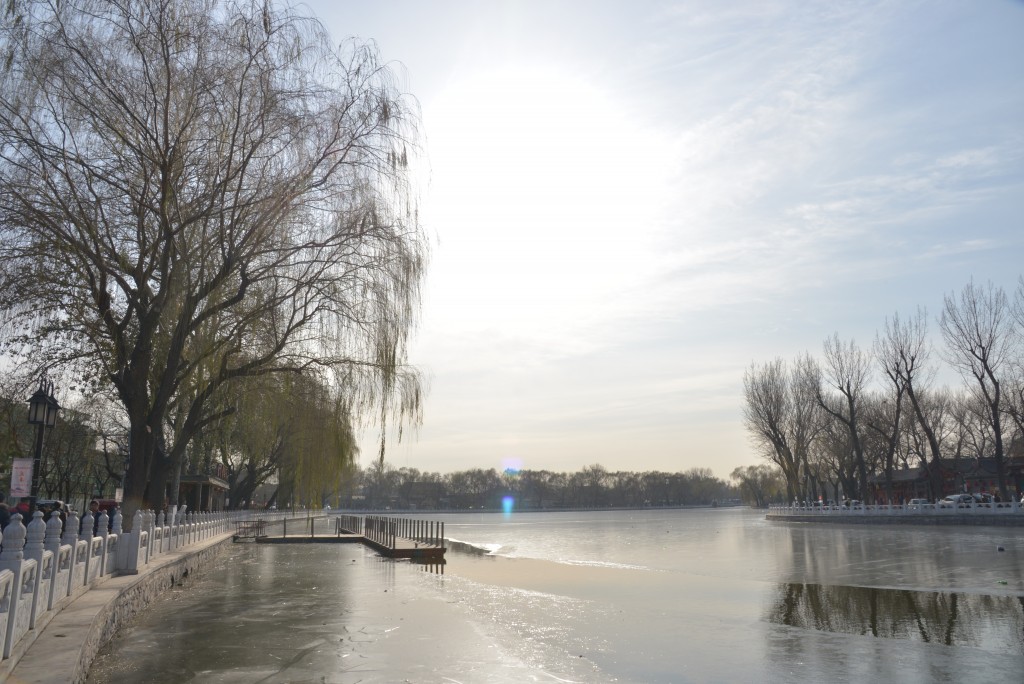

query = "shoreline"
[[765, 512, 1024, 525]]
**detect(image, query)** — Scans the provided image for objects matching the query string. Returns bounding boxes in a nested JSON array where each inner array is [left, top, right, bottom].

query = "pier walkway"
[[236, 513, 447, 561]]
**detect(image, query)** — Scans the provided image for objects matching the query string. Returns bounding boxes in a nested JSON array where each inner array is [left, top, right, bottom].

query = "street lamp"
[[27, 376, 60, 513]]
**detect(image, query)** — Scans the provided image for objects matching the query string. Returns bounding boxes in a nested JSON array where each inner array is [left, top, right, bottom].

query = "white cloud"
[[341, 0, 1023, 478]]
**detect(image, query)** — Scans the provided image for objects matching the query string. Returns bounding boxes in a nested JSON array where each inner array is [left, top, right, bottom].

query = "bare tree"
[[0, 0, 426, 513], [806, 405, 858, 502], [1004, 278, 1024, 445], [949, 391, 994, 463], [871, 323, 913, 502], [861, 390, 902, 503], [940, 281, 1015, 499], [802, 336, 871, 500], [877, 309, 948, 498], [742, 358, 821, 501]]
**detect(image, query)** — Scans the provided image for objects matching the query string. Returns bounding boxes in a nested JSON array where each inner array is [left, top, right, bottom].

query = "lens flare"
[[502, 495, 515, 517]]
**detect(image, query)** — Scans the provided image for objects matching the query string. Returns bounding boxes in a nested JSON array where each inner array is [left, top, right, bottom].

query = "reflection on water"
[[768, 582, 1024, 654], [413, 558, 446, 574], [85, 512, 1024, 683]]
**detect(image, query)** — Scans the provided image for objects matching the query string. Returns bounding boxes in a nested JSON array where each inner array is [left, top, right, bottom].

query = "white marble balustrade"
[[769, 501, 1024, 516]]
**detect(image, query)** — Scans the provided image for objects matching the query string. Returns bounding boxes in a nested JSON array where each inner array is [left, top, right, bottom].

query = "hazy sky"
[[305, 0, 1024, 479]]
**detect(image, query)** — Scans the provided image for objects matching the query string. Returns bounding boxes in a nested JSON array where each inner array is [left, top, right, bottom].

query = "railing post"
[[79, 510, 96, 581], [96, 512, 110, 576], [155, 511, 165, 554], [80, 510, 94, 547], [44, 514, 67, 612], [24, 512, 51, 630], [62, 511, 81, 593], [122, 510, 145, 575], [1, 514, 33, 659]]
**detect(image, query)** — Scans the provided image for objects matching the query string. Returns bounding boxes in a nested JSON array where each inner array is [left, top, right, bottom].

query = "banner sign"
[[10, 458, 33, 498]]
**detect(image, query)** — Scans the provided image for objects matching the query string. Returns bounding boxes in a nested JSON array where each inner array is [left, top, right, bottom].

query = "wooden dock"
[[233, 515, 446, 561]]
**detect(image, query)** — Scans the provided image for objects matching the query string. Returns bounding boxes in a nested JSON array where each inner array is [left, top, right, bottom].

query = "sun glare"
[[422, 65, 673, 354]]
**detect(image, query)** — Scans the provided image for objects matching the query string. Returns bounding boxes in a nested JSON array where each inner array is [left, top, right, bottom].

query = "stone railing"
[[768, 500, 1024, 516], [0, 507, 268, 665]]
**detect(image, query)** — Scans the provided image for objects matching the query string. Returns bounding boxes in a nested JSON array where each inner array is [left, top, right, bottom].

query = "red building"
[[870, 457, 1024, 503]]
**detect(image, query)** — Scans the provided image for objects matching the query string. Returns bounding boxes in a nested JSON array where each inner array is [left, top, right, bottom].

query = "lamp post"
[[27, 375, 60, 513]]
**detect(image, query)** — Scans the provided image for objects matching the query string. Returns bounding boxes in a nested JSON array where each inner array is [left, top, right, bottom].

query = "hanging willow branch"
[[0, 0, 429, 513]]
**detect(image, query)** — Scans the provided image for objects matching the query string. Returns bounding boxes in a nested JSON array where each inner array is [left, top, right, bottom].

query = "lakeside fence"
[[255, 514, 335, 538], [336, 514, 363, 535], [247, 513, 446, 557], [769, 500, 1024, 517], [342, 515, 445, 552]]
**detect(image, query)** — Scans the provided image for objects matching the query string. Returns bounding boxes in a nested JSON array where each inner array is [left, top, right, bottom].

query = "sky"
[[304, 0, 1024, 479]]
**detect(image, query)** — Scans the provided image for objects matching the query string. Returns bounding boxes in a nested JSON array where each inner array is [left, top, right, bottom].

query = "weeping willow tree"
[[210, 371, 358, 509], [281, 384, 358, 509], [0, 0, 427, 515]]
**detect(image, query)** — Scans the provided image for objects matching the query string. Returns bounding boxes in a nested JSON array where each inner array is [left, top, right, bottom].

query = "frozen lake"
[[87, 508, 1024, 682]]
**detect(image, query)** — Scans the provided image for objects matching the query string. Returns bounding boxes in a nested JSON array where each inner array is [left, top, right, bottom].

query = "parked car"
[[907, 498, 930, 510], [94, 499, 119, 515], [34, 499, 66, 521], [940, 493, 976, 507]]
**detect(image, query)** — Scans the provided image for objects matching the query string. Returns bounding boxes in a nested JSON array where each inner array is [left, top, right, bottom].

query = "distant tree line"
[[1, 366, 743, 511], [743, 278, 1024, 504], [334, 462, 739, 511]]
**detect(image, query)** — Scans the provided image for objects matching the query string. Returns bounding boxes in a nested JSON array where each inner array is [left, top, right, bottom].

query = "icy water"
[[87, 508, 1024, 683]]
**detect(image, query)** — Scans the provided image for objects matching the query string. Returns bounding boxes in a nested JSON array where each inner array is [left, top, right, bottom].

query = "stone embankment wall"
[[766, 513, 1024, 525], [767, 501, 1024, 526]]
